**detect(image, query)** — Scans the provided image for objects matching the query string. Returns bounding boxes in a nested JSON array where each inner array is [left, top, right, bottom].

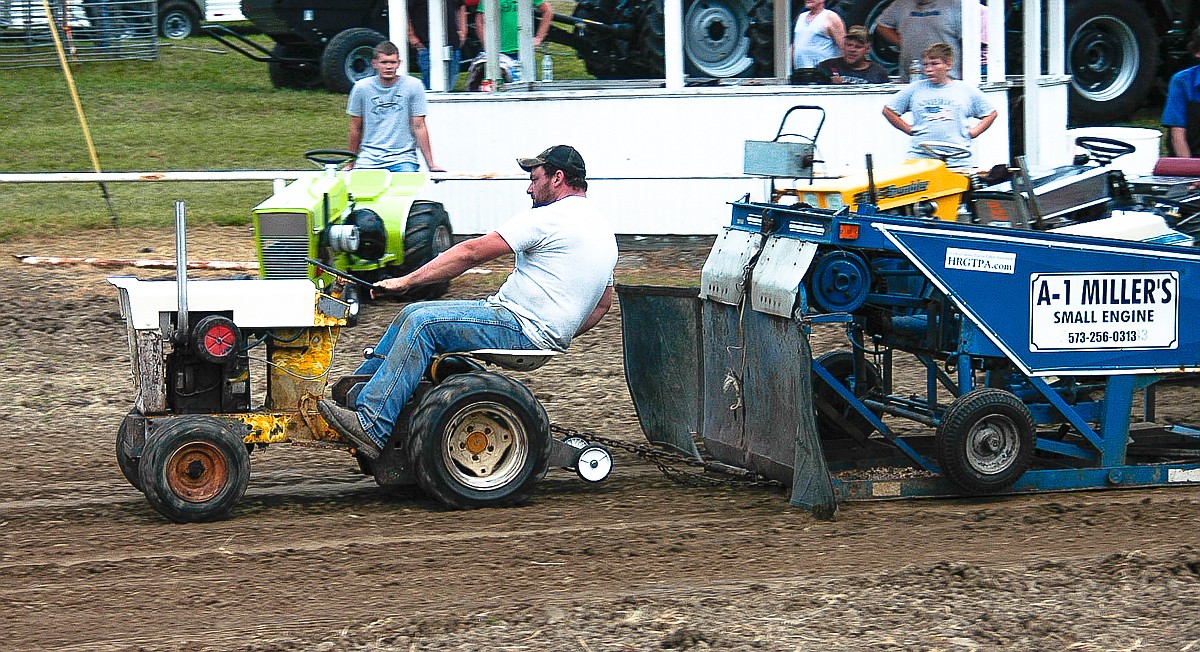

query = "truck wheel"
[[158, 0, 200, 40], [812, 350, 882, 442], [936, 388, 1034, 495], [1066, 0, 1158, 123], [138, 416, 250, 523], [682, 0, 756, 77], [269, 44, 323, 90], [409, 372, 551, 509], [835, 0, 900, 76], [321, 28, 387, 94], [116, 411, 142, 490], [399, 200, 453, 300]]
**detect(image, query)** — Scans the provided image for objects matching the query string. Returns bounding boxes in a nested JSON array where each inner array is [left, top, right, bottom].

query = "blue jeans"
[[353, 300, 537, 444], [383, 161, 419, 172], [417, 47, 463, 91]]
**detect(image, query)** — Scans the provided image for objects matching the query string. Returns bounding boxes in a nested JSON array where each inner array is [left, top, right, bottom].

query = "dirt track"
[[2, 226, 1199, 651]]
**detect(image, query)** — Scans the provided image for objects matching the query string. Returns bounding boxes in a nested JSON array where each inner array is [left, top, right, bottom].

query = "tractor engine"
[[165, 313, 250, 414]]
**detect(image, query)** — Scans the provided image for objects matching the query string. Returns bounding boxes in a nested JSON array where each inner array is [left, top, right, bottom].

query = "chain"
[[550, 424, 784, 488]]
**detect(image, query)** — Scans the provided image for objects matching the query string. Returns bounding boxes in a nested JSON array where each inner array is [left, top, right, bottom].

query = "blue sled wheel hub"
[[809, 251, 871, 313]]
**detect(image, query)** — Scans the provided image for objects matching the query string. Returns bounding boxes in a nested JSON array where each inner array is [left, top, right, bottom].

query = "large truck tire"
[[269, 44, 323, 90], [158, 0, 201, 40], [681, 0, 757, 77], [321, 27, 387, 94], [1066, 0, 1159, 123]]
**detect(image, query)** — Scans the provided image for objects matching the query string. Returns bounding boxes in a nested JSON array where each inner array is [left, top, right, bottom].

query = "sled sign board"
[[1029, 271, 1179, 352]]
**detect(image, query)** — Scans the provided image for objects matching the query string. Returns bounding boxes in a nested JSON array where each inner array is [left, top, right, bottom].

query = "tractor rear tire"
[[269, 44, 323, 90], [116, 411, 142, 491], [399, 200, 454, 300], [408, 372, 551, 509], [138, 416, 251, 523], [936, 388, 1035, 494], [321, 28, 387, 94]]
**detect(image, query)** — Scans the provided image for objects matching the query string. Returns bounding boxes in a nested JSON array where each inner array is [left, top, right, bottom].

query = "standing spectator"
[[792, 0, 845, 69], [1163, 28, 1200, 157], [876, 0, 962, 82], [818, 25, 889, 84], [346, 41, 444, 172], [882, 43, 997, 167], [475, 0, 553, 80], [408, 0, 469, 91]]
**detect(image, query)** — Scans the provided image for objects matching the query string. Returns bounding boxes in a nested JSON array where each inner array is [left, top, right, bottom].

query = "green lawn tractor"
[[252, 150, 453, 307]]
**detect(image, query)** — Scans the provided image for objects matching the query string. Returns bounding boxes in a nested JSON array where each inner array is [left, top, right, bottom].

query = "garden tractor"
[[111, 204, 611, 523], [760, 107, 1188, 236], [252, 150, 454, 310]]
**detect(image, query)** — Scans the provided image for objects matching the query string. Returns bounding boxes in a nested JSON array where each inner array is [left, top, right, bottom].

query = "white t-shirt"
[[792, 10, 840, 69], [490, 195, 617, 351]]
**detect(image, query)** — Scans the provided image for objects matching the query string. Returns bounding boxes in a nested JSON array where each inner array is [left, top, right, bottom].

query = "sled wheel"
[[409, 372, 550, 509], [399, 200, 453, 300], [321, 27, 387, 94], [575, 444, 613, 483], [138, 416, 250, 523], [812, 350, 882, 442], [116, 411, 143, 490], [936, 388, 1035, 494]]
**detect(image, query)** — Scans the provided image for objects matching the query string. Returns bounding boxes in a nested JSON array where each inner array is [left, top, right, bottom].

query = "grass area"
[[0, 8, 592, 241]]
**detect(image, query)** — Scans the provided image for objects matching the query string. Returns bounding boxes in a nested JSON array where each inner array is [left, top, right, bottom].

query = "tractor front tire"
[[138, 416, 251, 523], [409, 372, 551, 509], [321, 28, 387, 94], [399, 200, 454, 300], [936, 388, 1035, 494]]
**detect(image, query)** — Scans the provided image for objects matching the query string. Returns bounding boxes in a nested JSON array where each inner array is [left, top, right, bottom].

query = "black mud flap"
[[616, 284, 835, 518], [616, 285, 704, 459]]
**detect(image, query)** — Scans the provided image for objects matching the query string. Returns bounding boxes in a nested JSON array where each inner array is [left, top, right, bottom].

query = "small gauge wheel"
[[575, 445, 613, 483], [562, 436, 588, 449]]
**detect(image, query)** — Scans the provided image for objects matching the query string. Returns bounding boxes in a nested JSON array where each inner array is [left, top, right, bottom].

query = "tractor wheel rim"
[[165, 441, 229, 502], [965, 415, 1020, 475], [1069, 15, 1138, 102], [442, 401, 528, 491]]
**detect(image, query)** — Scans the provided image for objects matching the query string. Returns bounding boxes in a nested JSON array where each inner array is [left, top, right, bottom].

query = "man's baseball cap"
[[845, 25, 870, 44], [517, 145, 586, 179]]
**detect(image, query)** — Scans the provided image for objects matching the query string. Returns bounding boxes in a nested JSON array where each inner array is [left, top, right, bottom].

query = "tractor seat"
[[427, 349, 558, 384], [464, 349, 558, 372], [1153, 158, 1200, 177]]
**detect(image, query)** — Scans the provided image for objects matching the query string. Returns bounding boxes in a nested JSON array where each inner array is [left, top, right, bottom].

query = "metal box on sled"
[[619, 203, 1200, 516]]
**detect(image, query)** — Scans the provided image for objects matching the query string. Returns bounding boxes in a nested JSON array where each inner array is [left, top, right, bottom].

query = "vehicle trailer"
[[619, 139, 1200, 516]]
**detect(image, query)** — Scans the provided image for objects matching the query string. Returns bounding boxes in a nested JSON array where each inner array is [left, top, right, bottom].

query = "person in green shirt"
[[475, 0, 553, 78]]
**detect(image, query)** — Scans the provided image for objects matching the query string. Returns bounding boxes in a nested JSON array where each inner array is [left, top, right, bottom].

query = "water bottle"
[[541, 54, 554, 82]]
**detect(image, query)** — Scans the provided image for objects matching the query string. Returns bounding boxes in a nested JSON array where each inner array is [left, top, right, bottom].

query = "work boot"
[[318, 399, 382, 460]]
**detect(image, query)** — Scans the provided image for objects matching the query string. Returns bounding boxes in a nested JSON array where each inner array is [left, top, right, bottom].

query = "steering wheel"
[[917, 140, 972, 162], [303, 149, 357, 169], [1074, 136, 1136, 167]]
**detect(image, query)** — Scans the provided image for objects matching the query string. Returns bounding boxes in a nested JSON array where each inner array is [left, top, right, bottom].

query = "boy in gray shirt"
[[882, 43, 996, 166]]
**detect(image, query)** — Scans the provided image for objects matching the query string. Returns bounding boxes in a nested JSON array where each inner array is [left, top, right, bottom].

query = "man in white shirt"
[[319, 146, 618, 459]]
